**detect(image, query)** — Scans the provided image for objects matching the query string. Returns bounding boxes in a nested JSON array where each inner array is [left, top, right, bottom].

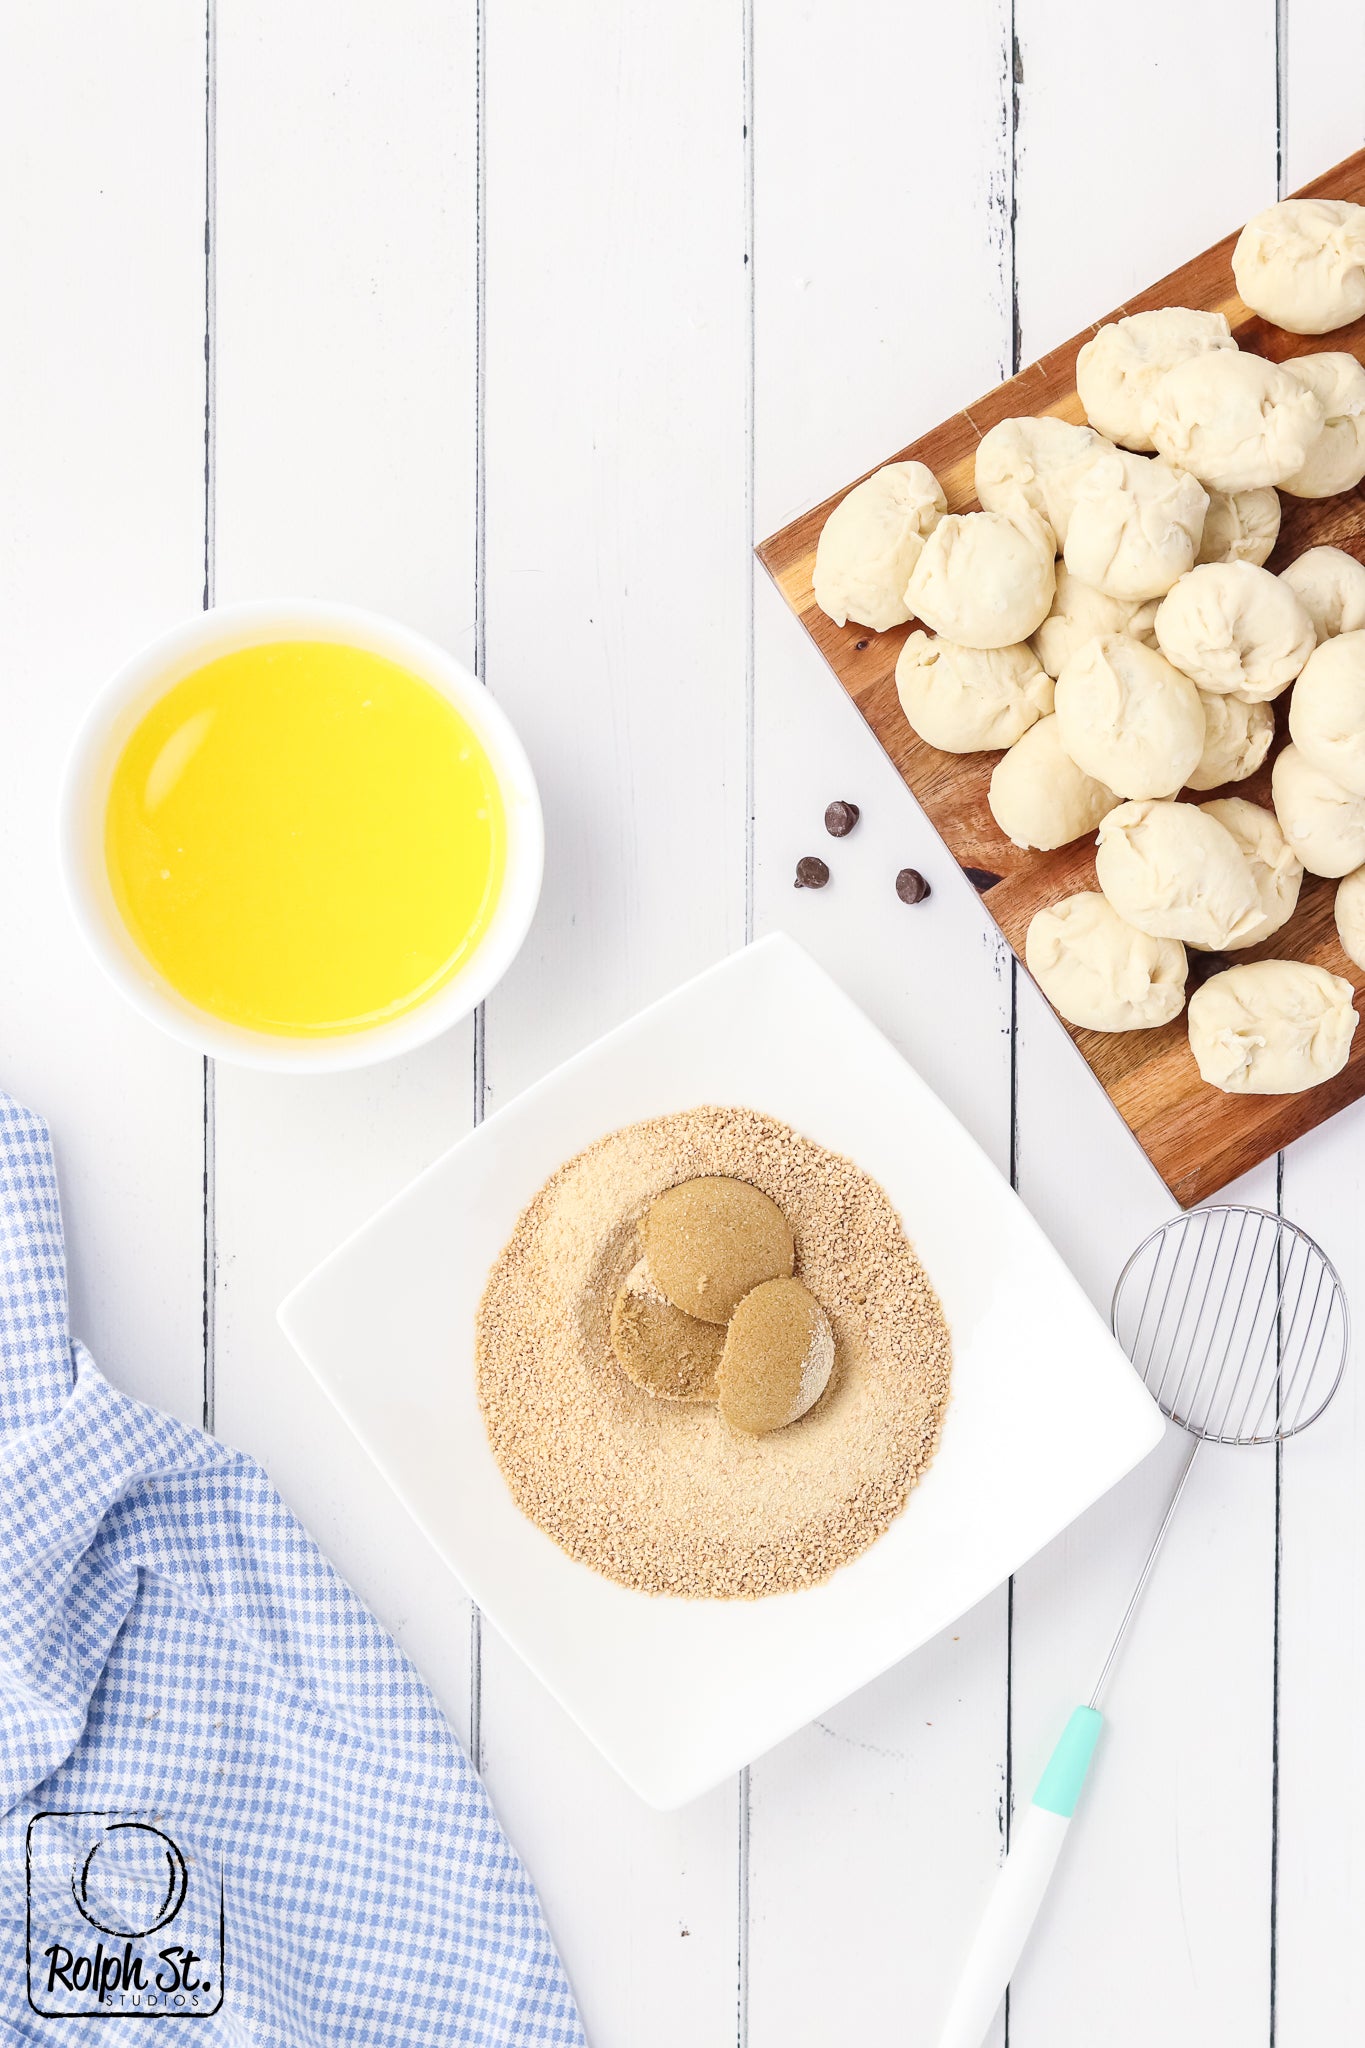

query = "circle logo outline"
[[70, 1821, 189, 1940]]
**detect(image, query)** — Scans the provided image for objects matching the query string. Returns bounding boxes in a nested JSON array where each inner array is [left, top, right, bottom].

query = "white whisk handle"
[[935, 1707, 1102, 2048]]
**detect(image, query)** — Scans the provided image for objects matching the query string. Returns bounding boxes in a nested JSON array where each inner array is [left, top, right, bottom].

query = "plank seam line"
[[201, 0, 218, 1439], [468, 0, 489, 1777], [738, 1, 756, 2038], [1003, 6, 1020, 2039], [1270, 26, 1287, 2039], [742, 0, 756, 956], [737, 1766, 751, 2048]]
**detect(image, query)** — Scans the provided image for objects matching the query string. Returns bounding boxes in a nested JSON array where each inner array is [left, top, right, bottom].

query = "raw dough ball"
[[1196, 486, 1281, 567], [1271, 743, 1365, 877], [1152, 561, 1314, 700], [1076, 308, 1237, 452], [1025, 891, 1187, 1032], [905, 510, 1056, 650], [813, 461, 947, 632], [1095, 799, 1262, 948], [1280, 352, 1365, 496], [1232, 198, 1365, 335], [974, 415, 1121, 545], [1063, 450, 1209, 601], [1029, 561, 1158, 678], [609, 1260, 724, 1402], [1281, 545, 1365, 644], [1143, 351, 1325, 491], [1188, 961, 1358, 1094], [1053, 634, 1206, 799], [1197, 798, 1303, 949], [717, 1278, 835, 1435], [894, 631, 1053, 752], [988, 714, 1118, 850], [640, 1177, 794, 1325], [1288, 629, 1365, 795], [1186, 690, 1275, 791], [1334, 865, 1365, 971]]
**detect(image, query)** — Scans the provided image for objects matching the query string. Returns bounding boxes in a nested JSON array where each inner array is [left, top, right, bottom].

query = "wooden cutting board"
[[757, 147, 1365, 1209]]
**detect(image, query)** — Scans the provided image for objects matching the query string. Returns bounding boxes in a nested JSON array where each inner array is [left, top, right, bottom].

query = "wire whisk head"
[[1111, 1206, 1349, 1446]]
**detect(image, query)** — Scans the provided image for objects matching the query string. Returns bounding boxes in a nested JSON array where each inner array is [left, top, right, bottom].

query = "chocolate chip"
[[962, 866, 1001, 893], [794, 855, 830, 890], [1187, 950, 1230, 989], [854, 639, 869, 651], [824, 800, 860, 838], [895, 867, 930, 905]]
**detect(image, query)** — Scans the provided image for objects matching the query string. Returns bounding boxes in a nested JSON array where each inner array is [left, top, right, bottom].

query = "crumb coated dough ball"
[[1186, 690, 1275, 791], [1025, 891, 1187, 1032], [1196, 486, 1281, 567], [1288, 630, 1365, 795], [1281, 546, 1365, 644], [1029, 562, 1159, 678], [1143, 351, 1325, 491], [1153, 561, 1314, 701], [1062, 450, 1208, 601], [609, 1260, 724, 1402], [1053, 634, 1206, 799], [1077, 308, 1237, 452], [974, 415, 1121, 546], [1280, 353, 1365, 496], [717, 1278, 835, 1435], [1271, 744, 1365, 877], [1188, 961, 1358, 1094], [894, 631, 1053, 753], [1096, 799, 1262, 948], [988, 714, 1118, 850], [1197, 798, 1303, 949], [1232, 198, 1365, 334], [1334, 865, 1365, 971], [905, 510, 1056, 650], [640, 1176, 794, 1325], [813, 461, 948, 632]]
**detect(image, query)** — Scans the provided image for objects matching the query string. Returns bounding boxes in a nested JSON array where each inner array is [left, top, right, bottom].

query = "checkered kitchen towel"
[[0, 1093, 585, 2044]]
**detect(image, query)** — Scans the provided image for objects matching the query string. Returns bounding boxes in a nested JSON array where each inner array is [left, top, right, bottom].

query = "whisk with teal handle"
[[937, 1205, 1349, 2048]]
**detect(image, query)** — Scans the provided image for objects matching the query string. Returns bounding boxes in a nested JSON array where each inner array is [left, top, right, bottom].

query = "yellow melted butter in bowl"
[[104, 640, 507, 1037]]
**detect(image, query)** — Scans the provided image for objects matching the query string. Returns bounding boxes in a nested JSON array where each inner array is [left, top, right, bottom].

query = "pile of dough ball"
[[810, 193, 1365, 1096], [608, 1176, 835, 1435]]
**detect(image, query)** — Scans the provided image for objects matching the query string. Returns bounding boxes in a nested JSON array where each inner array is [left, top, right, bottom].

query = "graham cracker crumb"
[[475, 1105, 952, 1600]]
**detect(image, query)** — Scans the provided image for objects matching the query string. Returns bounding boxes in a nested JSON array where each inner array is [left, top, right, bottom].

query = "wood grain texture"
[[1263, 33, 1365, 2048], [1003, 14, 1282, 2044], [0, 0, 208, 1424], [748, 6, 1016, 2042], [476, 5, 748, 2042], [211, 0, 480, 1758], [758, 147, 1365, 1209]]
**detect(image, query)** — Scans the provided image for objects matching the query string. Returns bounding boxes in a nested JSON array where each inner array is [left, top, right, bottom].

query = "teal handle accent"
[[1032, 1705, 1103, 1818]]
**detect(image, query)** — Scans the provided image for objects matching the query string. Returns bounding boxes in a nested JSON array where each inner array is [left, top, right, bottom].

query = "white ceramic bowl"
[[60, 600, 543, 1072]]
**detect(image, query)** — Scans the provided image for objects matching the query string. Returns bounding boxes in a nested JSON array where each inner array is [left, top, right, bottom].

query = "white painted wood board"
[[6, 3, 1365, 2045], [1266, 27, 1365, 2048], [476, 4, 749, 2036], [0, 2, 207, 1426]]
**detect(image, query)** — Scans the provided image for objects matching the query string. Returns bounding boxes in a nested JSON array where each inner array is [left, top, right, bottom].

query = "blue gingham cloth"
[[0, 1093, 585, 2045]]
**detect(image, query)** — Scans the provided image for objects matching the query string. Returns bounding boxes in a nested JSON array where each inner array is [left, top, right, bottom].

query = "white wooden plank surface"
[[1005, 9, 1282, 2043], [9, 3, 1365, 2044], [749, 6, 1018, 2043], [0, 2, 206, 1425], [1271, 24, 1365, 2048], [210, 0, 479, 1747], [475, 3, 748, 2041]]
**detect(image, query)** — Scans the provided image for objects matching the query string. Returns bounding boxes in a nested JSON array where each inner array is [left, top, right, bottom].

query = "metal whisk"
[[938, 1206, 1349, 2048]]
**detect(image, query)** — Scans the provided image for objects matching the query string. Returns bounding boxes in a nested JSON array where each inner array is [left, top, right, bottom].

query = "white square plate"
[[279, 935, 1164, 1808]]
